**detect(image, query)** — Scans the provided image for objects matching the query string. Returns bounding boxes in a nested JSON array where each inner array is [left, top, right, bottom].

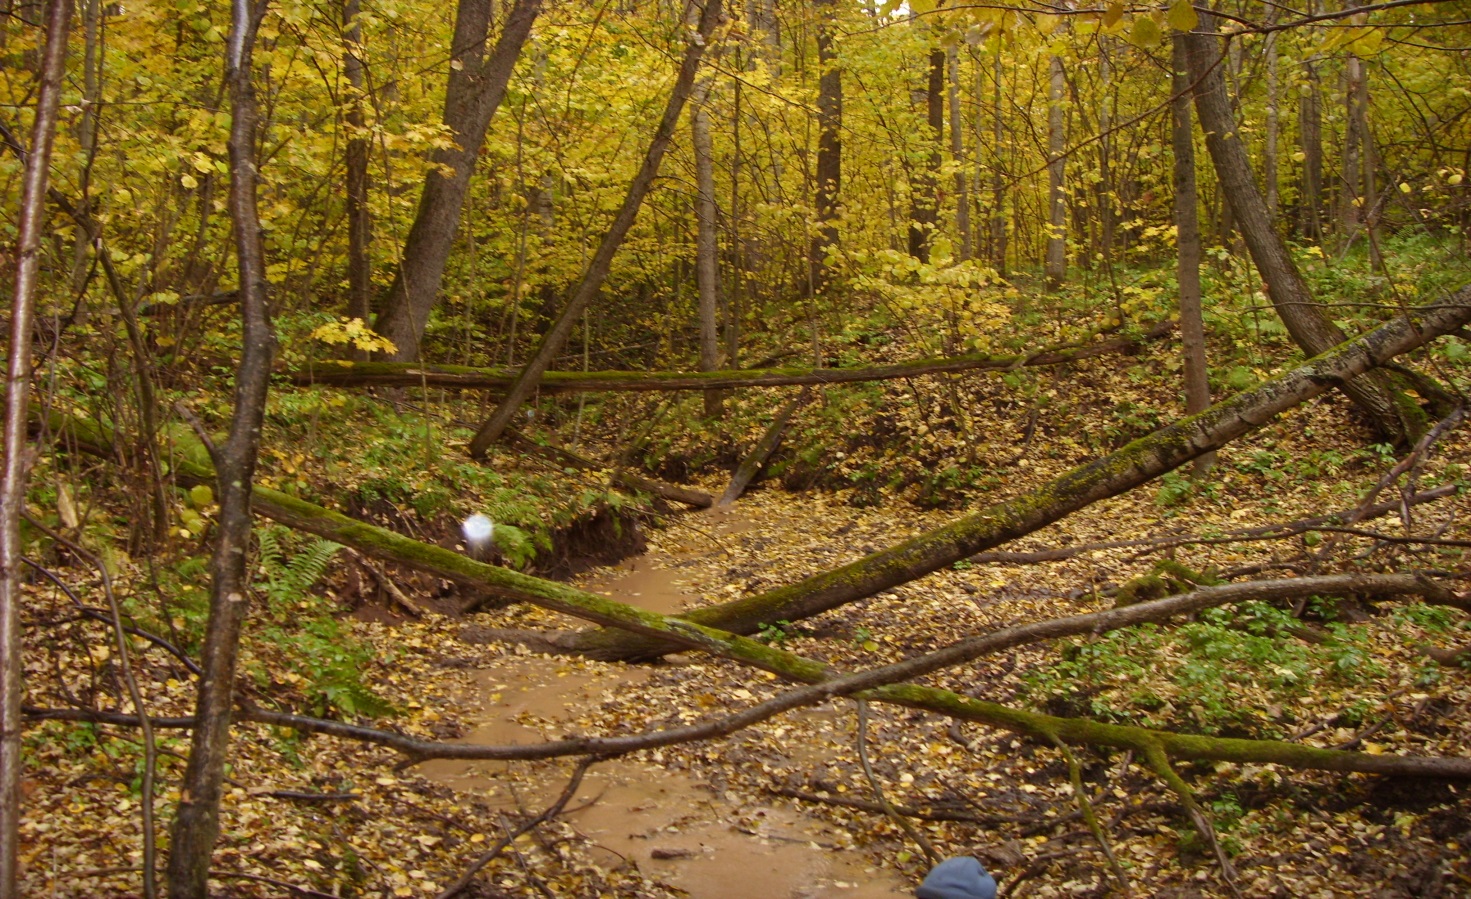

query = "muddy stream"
[[419, 507, 913, 898]]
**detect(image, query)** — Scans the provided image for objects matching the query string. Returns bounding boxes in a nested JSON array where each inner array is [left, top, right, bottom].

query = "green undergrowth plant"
[[1023, 599, 1398, 738], [246, 525, 394, 718]]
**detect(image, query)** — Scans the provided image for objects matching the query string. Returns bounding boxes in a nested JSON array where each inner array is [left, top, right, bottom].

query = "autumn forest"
[[2, 0, 1470, 895]]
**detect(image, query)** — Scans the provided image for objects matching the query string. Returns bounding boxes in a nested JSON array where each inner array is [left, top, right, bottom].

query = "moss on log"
[[565, 288, 1471, 659], [284, 325, 1171, 393]]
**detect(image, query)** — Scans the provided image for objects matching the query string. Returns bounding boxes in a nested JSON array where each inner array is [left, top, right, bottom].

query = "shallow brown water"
[[420, 506, 914, 898]]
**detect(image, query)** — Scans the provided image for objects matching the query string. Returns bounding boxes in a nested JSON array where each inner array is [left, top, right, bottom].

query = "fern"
[[254, 525, 342, 610]]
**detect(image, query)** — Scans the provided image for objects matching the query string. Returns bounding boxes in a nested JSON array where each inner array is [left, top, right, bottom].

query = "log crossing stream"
[[420, 506, 914, 898]]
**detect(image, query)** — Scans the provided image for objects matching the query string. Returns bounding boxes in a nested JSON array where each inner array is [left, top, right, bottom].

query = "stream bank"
[[421, 503, 913, 898]]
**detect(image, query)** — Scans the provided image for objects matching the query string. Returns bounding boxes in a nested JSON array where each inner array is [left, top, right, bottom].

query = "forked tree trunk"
[[1184, 20, 1425, 446], [166, 2, 279, 894], [373, 0, 541, 361], [1, 1, 69, 894], [467, 0, 726, 456]]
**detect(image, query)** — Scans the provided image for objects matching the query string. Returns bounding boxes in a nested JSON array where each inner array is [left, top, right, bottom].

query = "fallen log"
[[284, 323, 1173, 393], [503, 430, 712, 509], [27, 571, 1471, 780], [560, 286, 1471, 659], [717, 389, 808, 506], [33, 407, 1471, 780]]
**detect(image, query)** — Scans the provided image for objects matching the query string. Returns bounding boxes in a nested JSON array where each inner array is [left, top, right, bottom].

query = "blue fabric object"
[[915, 856, 997, 899]]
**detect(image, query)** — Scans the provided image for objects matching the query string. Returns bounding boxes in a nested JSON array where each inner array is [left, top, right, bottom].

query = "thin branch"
[[434, 757, 595, 899]]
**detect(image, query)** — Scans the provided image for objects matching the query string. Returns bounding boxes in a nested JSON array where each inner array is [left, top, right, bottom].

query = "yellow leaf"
[[1166, 0, 1198, 32], [1102, 1, 1124, 28], [180, 173, 199, 189], [1129, 15, 1162, 47]]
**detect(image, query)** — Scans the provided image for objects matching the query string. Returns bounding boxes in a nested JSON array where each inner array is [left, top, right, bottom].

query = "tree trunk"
[[1298, 58, 1324, 241], [1, 1, 69, 894], [466, 0, 726, 457], [372, 0, 541, 362], [990, 50, 1007, 275], [343, 0, 373, 359], [907, 47, 944, 263], [810, 0, 841, 291], [165, 2, 279, 894], [289, 323, 1175, 392], [1263, 25, 1280, 220], [565, 287, 1471, 660], [692, 74, 723, 418], [1184, 20, 1424, 447], [1172, 35, 1212, 478], [947, 45, 971, 261], [1044, 54, 1067, 290]]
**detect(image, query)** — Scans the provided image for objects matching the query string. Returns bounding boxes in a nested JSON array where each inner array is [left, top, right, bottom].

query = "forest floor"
[[21, 330, 1471, 897]]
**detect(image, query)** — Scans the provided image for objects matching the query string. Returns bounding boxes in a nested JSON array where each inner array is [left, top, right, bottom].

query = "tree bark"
[[907, 48, 944, 263], [692, 72, 723, 418], [1, 1, 69, 894], [288, 322, 1175, 391], [1044, 54, 1067, 289], [165, 1, 279, 894], [1297, 58, 1325, 241], [810, 0, 841, 292], [565, 287, 1471, 660], [372, 0, 541, 362], [342, 0, 373, 358], [1172, 35, 1212, 478], [466, 0, 726, 457], [1184, 20, 1424, 447], [947, 46, 971, 261], [717, 390, 807, 506]]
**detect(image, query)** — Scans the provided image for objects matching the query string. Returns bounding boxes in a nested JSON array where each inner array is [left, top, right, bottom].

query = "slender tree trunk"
[[810, 0, 841, 291], [1172, 35, 1212, 477], [1263, 25, 1280, 220], [907, 48, 944, 263], [1184, 18, 1423, 446], [343, 0, 373, 359], [1, 2, 69, 894], [372, 0, 541, 361], [692, 73, 723, 417], [1044, 54, 1067, 289], [947, 45, 971, 261], [165, 1, 280, 894], [1340, 47, 1365, 243], [990, 50, 1007, 276], [467, 0, 726, 456], [1298, 58, 1324, 241]]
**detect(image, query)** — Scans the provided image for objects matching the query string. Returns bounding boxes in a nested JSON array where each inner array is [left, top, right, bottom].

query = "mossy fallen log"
[[284, 324, 1171, 393], [562, 286, 1471, 659], [32, 407, 1471, 779], [717, 389, 808, 506]]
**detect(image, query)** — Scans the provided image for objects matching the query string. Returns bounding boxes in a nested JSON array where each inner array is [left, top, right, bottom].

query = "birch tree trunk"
[[1, 1, 69, 894]]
